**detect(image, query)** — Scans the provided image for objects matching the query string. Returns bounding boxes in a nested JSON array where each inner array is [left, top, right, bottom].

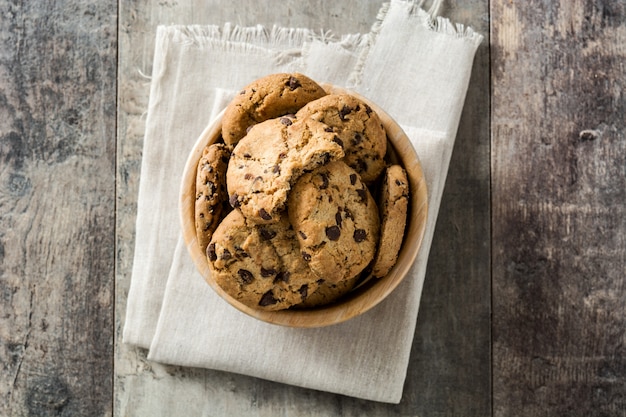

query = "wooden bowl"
[[180, 85, 428, 328]]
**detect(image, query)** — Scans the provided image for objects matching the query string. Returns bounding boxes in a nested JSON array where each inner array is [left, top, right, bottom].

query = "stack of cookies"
[[194, 73, 410, 311]]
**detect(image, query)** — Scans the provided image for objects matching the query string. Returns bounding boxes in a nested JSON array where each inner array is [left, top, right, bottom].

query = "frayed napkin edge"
[[349, 0, 484, 87]]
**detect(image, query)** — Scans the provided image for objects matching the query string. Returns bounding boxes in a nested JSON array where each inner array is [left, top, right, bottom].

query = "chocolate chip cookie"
[[296, 94, 387, 183], [207, 209, 321, 311], [370, 165, 410, 278], [195, 143, 231, 252], [227, 117, 344, 224], [221, 73, 327, 145], [295, 275, 360, 309], [288, 161, 380, 283]]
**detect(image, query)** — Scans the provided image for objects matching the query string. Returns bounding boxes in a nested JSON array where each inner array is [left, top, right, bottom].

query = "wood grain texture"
[[408, 0, 492, 415], [0, 1, 117, 416], [491, 1, 626, 416], [115, 0, 490, 416]]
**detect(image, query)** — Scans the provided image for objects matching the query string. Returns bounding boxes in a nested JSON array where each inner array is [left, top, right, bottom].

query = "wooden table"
[[1, 1, 624, 416]]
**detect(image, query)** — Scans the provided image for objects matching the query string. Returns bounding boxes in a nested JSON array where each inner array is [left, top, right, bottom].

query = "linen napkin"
[[124, 0, 482, 404]]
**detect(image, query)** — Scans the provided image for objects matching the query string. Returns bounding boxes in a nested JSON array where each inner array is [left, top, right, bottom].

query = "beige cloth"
[[123, 0, 482, 403]]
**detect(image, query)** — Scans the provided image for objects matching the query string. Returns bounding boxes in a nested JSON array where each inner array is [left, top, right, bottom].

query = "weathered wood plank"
[[491, 1, 626, 415], [0, 0, 117, 416], [408, 1, 492, 416], [115, 0, 490, 416]]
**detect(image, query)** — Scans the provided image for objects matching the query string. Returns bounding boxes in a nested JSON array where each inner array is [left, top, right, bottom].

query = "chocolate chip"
[[353, 229, 367, 242], [356, 158, 368, 173], [333, 136, 344, 148], [239, 90, 246, 95], [259, 227, 277, 240], [352, 133, 363, 146], [302, 251, 311, 261], [243, 152, 252, 158], [335, 210, 343, 227], [260, 267, 276, 277], [299, 284, 308, 299], [235, 246, 249, 258], [221, 249, 232, 260], [259, 208, 272, 221], [319, 172, 329, 189], [339, 105, 352, 121], [298, 231, 307, 240], [280, 117, 292, 126], [395, 179, 403, 186], [244, 173, 253, 180], [356, 187, 368, 204], [259, 291, 278, 306], [324, 126, 334, 133], [286, 76, 301, 91], [364, 104, 372, 115], [207, 243, 217, 261], [273, 271, 290, 284], [272, 165, 281, 174], [344, 207, 354, 220], [325, 225, 341, 241], [229, 193, 240, 208], [238, 269, 254, 284], [349, 174, 357, 185], [279, 152, 287, 159]]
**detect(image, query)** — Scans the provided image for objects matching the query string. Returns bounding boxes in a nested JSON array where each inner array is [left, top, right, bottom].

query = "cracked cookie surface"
[[227, 117, 344, 224], [195, 143, 232, 253], [207, 209, 321, 311], [288, 161, 380, 283], [296, 94, 387, 183], [370, 164, 410, 278], [221, 72, 327, 145]]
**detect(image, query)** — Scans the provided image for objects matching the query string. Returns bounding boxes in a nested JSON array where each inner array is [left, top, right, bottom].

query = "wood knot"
[[578, 129, 600, 142]]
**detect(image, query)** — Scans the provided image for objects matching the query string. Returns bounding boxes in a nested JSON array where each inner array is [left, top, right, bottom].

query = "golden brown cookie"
[[295, 275, 360, 309], [370, 165, 410, 278], [195, 143, 231, 252], [207, 210, 321, 311], [296, 94, 387, 183], [288, 161, 380, 283], [221, 73, 327, 145], [226, 116, 344, 224]]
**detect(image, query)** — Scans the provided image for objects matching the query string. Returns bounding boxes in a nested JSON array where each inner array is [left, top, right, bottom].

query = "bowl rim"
[[179, 84, 428, 328]]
